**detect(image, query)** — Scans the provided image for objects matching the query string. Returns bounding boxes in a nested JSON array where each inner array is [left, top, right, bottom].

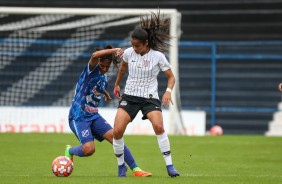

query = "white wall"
[[0, 107, 206, 135]]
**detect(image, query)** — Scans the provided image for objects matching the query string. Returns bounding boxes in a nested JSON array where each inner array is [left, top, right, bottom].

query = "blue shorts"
[[69, 114, 112, 145]]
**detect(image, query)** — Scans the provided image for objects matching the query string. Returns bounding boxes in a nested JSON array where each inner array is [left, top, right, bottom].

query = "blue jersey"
[[69, 64, 108, 121]]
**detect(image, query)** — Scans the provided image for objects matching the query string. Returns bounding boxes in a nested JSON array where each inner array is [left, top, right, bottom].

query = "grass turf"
[[0, 133, 281, 184]]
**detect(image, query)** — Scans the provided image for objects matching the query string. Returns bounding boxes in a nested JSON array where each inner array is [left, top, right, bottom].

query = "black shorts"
[[118, 94, 162, 121]]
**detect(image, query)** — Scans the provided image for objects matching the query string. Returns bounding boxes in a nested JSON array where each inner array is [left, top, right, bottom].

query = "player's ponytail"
[[131, 10, 171, 52]]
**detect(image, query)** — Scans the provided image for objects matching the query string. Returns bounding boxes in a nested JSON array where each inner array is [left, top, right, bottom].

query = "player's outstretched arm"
[[89, 48, 123, 70]]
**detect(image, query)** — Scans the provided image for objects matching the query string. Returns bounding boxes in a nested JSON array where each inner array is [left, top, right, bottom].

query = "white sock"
[[157, 132, 173, 166], [113, 137, 125, 166]]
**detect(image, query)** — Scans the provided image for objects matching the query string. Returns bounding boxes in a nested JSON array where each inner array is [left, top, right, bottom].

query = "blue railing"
[[179, 41, 282, 126]]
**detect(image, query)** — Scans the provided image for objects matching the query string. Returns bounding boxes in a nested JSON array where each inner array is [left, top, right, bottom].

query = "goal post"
[[0, 6, 183, 134]]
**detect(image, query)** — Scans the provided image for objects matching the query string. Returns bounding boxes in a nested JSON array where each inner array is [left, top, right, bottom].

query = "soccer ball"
[[51, 156, 74, 177], [210, 125, 223, 136]]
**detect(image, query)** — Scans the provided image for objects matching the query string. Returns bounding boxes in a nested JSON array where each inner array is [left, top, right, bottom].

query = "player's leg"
[[90, 115, 130, 176], [66, 119, 95, 159], [112, 108, 132, 177], [103, 129, 139, 168], [102, 128, 152, 177], [67, 141, 95, 156], [142, 99, 179, 177], [91, 115, 133, 169], [113, 94, 143, 177], [113, 108, 131, 139]]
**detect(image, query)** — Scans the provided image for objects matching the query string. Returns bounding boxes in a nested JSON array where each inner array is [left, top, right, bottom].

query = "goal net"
[[0, 7, 183, 134]]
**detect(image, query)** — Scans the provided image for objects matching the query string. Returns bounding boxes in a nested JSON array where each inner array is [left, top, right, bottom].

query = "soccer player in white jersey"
[[112, 11, 180, 177], [65, 45, 151, 177]]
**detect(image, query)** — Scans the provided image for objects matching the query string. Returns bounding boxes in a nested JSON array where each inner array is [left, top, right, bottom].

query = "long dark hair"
[[95, 44, 120, 69], [131, 10, 171, 52]]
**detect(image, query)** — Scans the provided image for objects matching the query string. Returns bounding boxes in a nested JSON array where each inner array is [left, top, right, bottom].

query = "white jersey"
[[123, 47, 171, 99]]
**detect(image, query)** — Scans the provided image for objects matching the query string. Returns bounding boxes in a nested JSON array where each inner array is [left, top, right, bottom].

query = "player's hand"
[[114, 85, 121, 99], [278, 83, 282, 92], [103, 91, 112, 102], [115, 48, 124, 60], [162, 91, 173, 107], [104, 94, 112, 102]]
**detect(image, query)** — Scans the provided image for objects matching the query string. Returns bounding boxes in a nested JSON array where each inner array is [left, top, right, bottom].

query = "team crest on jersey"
[[81, 130, 89, 137], [120, 100, 127, 106], [143, 59, 150, 67]]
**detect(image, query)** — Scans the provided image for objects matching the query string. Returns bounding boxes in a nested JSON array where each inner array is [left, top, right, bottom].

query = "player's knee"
[[83, 146, 95, 156], [154, 124, 164, 134], [113, 128, 123, 139]]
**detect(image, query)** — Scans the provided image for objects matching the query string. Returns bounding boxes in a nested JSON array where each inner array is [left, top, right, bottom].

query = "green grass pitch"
[[0, 133, 281, 184]]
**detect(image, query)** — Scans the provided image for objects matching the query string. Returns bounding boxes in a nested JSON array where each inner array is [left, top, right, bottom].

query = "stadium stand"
[[0, 0, 282, 134]]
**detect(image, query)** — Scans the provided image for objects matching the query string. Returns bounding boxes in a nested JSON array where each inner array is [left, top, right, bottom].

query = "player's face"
[[131, 38, 149, 55], [99, 60, 111, 74]]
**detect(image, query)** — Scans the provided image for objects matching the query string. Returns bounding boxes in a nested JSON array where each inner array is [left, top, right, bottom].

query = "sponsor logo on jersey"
[[137, 62, 142, 68], [84, 104, 98, 113]]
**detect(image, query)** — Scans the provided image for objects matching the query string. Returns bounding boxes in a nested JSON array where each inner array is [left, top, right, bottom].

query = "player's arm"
[[89, 48, 123, 71], [162, 69, 175, 107], [103, 90, 112, 102], [114, 61, 128, 98]]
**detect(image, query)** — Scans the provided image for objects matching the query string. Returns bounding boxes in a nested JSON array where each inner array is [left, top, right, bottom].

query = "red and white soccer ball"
[[210, 125, 223, 136], [52, 156, 74, 177]]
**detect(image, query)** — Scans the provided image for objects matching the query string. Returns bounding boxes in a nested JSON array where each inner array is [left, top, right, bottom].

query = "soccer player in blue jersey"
[[65, 45, 151, 177]]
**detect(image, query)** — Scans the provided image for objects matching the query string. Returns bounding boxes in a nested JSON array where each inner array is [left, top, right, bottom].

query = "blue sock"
[[69, 145, 85, 157], [124, 145, 138, 170]]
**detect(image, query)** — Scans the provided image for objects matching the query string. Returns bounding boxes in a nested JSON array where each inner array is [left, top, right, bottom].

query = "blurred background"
[[0, 0, 282, 135]]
